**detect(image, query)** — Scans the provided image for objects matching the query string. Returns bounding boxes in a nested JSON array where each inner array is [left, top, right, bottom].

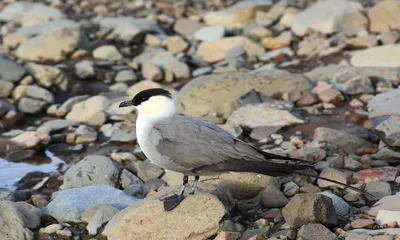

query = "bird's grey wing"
[[150, 115, 266, 171]]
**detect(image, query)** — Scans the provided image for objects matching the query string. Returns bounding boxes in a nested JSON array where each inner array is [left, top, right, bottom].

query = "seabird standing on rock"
[[119, 88, 370, 211]]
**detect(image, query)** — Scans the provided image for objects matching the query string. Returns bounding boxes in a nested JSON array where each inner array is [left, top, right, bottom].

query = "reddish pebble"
[[353, 167, 397, 183], [356, 147, 379, 155]]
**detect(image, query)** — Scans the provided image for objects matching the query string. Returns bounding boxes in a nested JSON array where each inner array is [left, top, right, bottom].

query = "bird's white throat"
[[135, 95, 176, 150]]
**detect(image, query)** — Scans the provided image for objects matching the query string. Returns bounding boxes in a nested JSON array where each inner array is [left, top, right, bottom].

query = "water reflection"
[[0, 150, 66, 190]]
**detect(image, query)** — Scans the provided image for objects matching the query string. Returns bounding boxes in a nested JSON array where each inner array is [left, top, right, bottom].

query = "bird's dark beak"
[[119, 100, 134, 108]]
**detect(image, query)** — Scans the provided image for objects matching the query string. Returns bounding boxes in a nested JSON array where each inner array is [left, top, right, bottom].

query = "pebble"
[[115, 70, 137, 82], [166, 36, 188, 54], [44, 184, 138, 222], [40, 224, 63, 234], [93, 45, 122, 60], [60, 155, 120, 189], [282, 193, 338, 229], [351, 219, 374, 229]]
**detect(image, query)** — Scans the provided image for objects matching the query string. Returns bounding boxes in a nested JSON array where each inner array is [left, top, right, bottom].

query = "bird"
[[119, 88, 371, 211]]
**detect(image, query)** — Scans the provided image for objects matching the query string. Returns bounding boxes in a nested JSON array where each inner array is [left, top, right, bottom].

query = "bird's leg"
[[189, 176, 200, 195], [161, 175, 188, 211]]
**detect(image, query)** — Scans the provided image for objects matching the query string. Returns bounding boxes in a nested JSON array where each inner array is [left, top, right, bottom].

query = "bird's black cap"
[[119, 88, 172, 108]]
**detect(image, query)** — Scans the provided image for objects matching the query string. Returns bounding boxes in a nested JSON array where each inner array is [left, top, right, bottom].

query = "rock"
[[61, 155, 119, 189], [194, 25, 225, 42], [132, 161, 164, 182], [166, 36, 188, 54], [13, 85, 54, 103], [192, 67, 213, 77], [18, 98, 47, 114], [318, 191, 350, 216], [0, 201, 42, 240], [0, 81, 14, 98], [214, 231, 242, 240], [375, 210, 400, 226], [369, 195, 400, 216], [297, 33, 330, 57], [104, 193, 227, 240], [109, 83, 128, 92], [3, 19, 77, 48], [317, 167, 348, 189], [305, 64, 344, 82], [344, 157, 363, 171], [288, 147, 326, 163], [350, 44, 400, 67], [343, 76, 374, 95], [197, 36, 264, 63], [283, 181, 299, 197], [39, 224, 63, 234], [44, 184, 138, 222], [109, 124, 136, 142], [260, 184, 289, 208], [0, 100, 15, 117], [347, 35, 378, 49], [227, 103, 304, 128], [261, 31, 292, 50], [164, 171, 274, 200], [365, 181, 391, 201], [115, 70, 137, 82], [353, 167, 397, 183], [120, 169, 142, 189], [25, 63, 65, 88], [311, 127, 372, 154], [368, 0, 400, 33], [239, 228, 270, 240], [177, 71, 312, 117], [142, 63, 162, 81], [164, 61, 190, 79], [66, 95, 109, 126], [74, 125, 97, 144], [15, 24, 83, 62], [93, 45, 122, 60], [312, 83, 344, 103], [99, 17, 162, 42], [75, 60, 95, 79], [332, 67, 400, 84], [290, 0, 363, 36], [231, 0, 272, 22], [126, 80, 163, 97], [282, 193, 338, 229], [133, 49, 177, 68], [40, 119, 78, 133], [351, 219, 374, 229], [0, 56, 26, 82], [56, 95, 89, 117], [297, 223, 337, 240], [11, 131, 46, 149], [381, 31, 400, 45], [368, 89, 400, 147], [173, 18, 203, 37], [337, 11, 368, 36], [86, 205, 119, 235], [203, 10, 243, 29], [0, 2, 63, 26]]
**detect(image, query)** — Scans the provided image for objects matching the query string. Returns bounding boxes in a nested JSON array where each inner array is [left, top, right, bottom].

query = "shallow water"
[[0, 150, 66, 190]]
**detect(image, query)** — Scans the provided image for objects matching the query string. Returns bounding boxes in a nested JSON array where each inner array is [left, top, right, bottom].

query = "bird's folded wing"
[[150, 115, 266, 170]]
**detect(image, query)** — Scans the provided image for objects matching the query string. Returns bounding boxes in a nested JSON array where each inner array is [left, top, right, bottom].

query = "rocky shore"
[[1, 0, 400, 239]]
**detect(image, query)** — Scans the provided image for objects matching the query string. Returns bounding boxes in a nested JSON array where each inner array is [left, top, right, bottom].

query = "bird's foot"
[[161, 194, 184, 211]]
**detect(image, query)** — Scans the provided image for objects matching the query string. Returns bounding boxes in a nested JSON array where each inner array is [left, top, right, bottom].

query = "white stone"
[[350, 44, 400, 67], [290, 0, 363, 36]]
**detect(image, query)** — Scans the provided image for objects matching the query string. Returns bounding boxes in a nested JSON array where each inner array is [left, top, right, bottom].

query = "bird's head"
[[119, 88, 175, 116]]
